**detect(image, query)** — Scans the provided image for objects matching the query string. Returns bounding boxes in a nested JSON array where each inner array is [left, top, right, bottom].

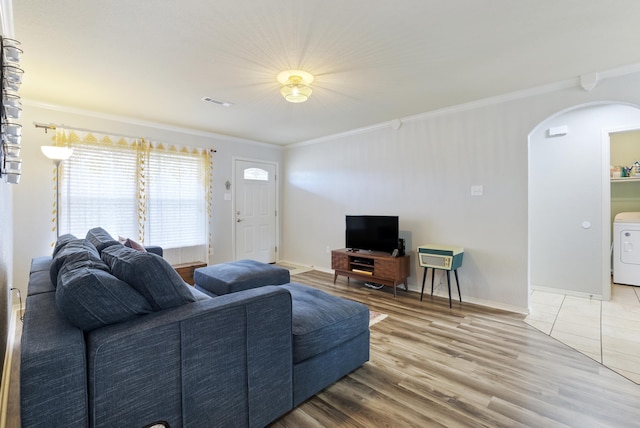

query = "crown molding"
[[290, 79, 577, 149], [22, 99, 281, 150], [291, 61, 640, 149]]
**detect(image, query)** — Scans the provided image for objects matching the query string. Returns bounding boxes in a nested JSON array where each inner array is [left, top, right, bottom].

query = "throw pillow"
[[125, 237, 146, 252], [56, 265, 152, 331], [52, 233, 77, 257], [57, 250, 110, 284], [101, 245, 196, 311], [85, 227, 121, 253], [49, 239, 102, 287]]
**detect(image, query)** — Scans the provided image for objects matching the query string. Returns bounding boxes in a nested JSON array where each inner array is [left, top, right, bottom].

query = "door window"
[[244, 168, 269, 181]]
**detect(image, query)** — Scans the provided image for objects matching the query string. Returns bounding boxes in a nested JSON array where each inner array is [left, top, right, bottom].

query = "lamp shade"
[[277, 70, 314, 103], [41, 146, 73, 161]]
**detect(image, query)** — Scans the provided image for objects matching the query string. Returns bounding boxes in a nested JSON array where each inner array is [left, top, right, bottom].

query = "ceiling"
[[12, 1, 640, 145]]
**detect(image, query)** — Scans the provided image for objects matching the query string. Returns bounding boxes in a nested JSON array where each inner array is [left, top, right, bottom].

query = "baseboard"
[[286, 261, 530, 314], [531, 285, 603, 301], [428, 288, 529, 314], [0, 305, 20, 428], [277, 259, 314, 268]]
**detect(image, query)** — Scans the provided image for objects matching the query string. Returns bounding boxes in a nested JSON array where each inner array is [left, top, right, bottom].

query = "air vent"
[[201, 97, 233, 107]]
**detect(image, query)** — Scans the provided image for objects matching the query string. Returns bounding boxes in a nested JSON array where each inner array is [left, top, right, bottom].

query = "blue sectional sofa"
[[20, 228, 370, 428]]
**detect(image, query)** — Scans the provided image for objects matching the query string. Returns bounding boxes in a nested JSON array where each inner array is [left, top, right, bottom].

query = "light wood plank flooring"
[[271, 270, 640, 428]]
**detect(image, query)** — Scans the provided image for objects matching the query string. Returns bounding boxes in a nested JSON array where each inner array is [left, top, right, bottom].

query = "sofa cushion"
[[49, 239, 102, 287], [58, 250, 110, 280], [281, 283, 370, 363], [27, 270, 56, 296], [53, 233, 77, 257], [86, 227, 121, 253], [56, 264, 152, 331], [101, 245, 196, 311], [30, 256, 52, 274]]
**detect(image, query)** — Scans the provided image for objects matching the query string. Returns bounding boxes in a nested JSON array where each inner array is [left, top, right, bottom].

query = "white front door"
[[234, 159, 277, 263]]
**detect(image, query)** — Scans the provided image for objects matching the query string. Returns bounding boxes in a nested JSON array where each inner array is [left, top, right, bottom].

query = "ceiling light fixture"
[[277, 70, 314, 103]]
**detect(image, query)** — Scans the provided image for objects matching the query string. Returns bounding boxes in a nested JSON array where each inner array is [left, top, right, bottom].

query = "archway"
[[528, 102, 640, 301]]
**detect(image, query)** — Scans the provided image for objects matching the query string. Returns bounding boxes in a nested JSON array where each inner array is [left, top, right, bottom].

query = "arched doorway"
[[528, 102, 640, 301]]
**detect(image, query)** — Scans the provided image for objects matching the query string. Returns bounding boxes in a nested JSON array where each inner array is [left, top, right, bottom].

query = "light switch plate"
[[471, 185, 483, 196]]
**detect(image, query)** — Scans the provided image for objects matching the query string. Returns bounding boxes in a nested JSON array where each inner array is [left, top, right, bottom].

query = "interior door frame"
[[528, 102, 640, 309], [231, 156, 280, 262], [601, 123, 640, 301]]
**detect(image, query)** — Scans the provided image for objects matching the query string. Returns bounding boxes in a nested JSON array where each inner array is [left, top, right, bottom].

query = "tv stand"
[[331, 248, 410, 297]]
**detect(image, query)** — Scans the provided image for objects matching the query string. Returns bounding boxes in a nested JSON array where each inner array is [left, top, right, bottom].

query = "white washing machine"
[[613, 212, 640, 286]]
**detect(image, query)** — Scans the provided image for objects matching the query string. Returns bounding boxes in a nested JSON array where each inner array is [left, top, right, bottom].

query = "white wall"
[[0, 179, 12, 368], [282, 71, 640, 312], [12, 103, 283, 297], [15, 71, 640, 313], [529, 104, 640, 297]]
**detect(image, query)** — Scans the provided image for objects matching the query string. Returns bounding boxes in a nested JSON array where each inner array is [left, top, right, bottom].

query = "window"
[[244, 167, 269, 181], [145, 149, 207, 248], [56, 129, 213, 262], [60, 140, 139, 240]]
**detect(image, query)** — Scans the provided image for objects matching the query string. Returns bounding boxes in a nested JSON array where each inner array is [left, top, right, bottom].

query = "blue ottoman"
[[194, 259, 290, 296]]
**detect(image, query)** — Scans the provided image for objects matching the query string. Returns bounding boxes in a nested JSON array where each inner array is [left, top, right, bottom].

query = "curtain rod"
[[33, 122, 217, 152]]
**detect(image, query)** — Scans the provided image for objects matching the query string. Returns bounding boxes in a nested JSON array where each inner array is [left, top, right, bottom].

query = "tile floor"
[[525, 282, 640, 383]]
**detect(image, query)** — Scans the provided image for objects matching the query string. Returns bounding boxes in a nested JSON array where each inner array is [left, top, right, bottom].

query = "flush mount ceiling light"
[[277, 70, 314, 103]]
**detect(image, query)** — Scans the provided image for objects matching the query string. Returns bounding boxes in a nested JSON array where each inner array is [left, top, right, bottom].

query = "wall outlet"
[[326, 245, 331, 254]]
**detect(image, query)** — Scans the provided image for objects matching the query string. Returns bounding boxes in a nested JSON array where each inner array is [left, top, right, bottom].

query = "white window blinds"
[[60, 140, 139, 240], [145, 148, 207, 248], [54, 129, 213, 261]]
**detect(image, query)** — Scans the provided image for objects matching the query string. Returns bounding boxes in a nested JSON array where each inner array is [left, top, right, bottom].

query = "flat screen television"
[[345, 215, 399, 254]]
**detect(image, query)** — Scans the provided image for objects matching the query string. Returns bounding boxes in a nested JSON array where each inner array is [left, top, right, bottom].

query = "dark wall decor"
[[0, 37, 22, 184]]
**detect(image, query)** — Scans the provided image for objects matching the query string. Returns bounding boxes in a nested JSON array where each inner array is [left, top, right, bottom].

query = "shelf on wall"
[[611, 177, 640, 182]]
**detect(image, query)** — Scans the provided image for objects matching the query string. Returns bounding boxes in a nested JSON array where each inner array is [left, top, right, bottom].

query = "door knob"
[[237, 218, 243, 222]]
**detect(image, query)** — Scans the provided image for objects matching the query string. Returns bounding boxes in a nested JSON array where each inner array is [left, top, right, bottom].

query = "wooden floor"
[[7, 271, 640, 427], [4, 308, 21, 428], [271, 270, 640, 428]]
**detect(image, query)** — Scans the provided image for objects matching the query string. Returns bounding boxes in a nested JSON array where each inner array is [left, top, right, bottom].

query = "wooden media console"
[[331, 248, 410, 297]]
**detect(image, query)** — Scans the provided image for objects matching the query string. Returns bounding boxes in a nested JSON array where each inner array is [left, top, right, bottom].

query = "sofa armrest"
[[86, 285, 293, 428], [21, 292, 88, 428], [144, 245, 163, 257]]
